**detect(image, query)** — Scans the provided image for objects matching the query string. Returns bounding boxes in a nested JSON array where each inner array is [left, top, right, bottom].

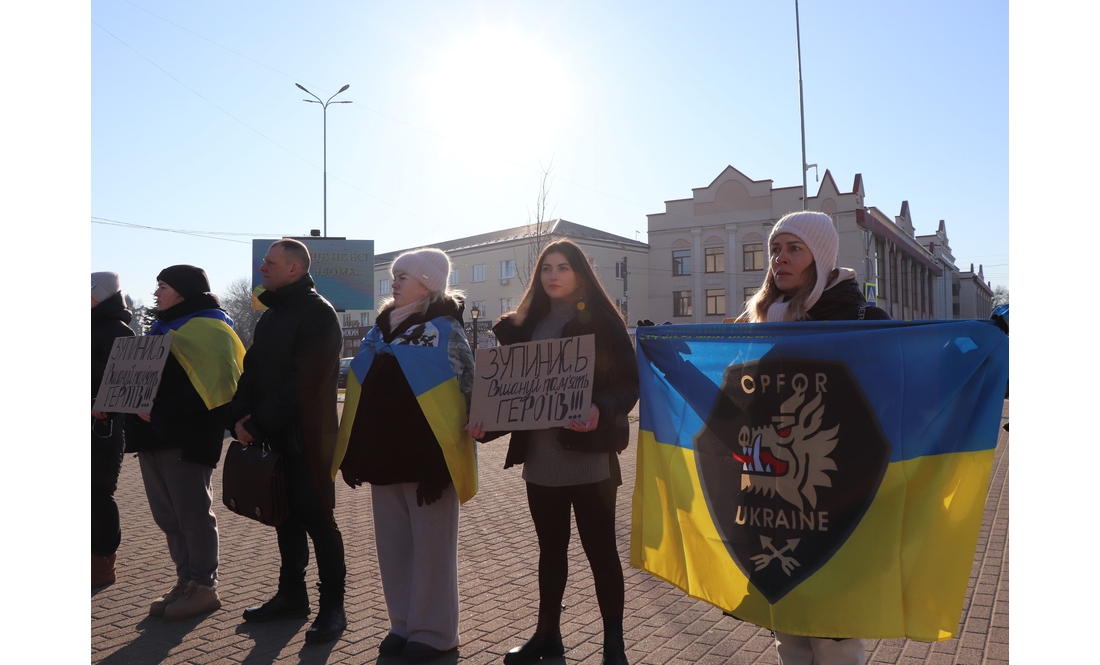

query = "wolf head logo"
[[693, 357, 892, 603], [733, 389, 838, 511]]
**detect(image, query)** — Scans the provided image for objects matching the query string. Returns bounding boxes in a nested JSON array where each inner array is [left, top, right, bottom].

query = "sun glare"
[[425, 26, 575, 161]]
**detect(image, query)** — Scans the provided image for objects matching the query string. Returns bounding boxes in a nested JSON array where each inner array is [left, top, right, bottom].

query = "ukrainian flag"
[[149, 309, 246, 409], [335, 317, 478, 502], [630, 319, 1007, 641]]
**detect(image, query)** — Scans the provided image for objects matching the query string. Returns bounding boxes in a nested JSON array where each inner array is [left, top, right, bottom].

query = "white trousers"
[[774, 632, 866, 665], [371, 482, 460, 651]]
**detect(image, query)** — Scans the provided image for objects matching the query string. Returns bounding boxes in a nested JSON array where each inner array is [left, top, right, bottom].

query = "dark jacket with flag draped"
[[339, 297, 464, 492], [126, 294, 239, 468]]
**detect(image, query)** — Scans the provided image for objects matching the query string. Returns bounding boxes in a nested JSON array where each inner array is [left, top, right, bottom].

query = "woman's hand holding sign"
[[465, 420, 486, 441], [564, 404, 600, 433]]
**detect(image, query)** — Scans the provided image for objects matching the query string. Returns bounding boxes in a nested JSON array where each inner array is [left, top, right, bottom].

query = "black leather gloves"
[[415, 477, 451, 506]]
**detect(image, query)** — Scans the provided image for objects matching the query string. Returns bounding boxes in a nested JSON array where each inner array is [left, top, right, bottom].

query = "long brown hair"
[[508, 239, 624, 328]]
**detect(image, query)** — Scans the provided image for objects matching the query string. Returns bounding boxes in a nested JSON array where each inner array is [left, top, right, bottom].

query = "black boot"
[[305, 601, 347, 644], [242, 587, 310, 623], [503, 631, 564, 665], [601, 619, 627, 665]]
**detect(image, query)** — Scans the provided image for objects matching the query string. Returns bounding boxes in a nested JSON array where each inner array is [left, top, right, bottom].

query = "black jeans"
[[274, 448, 347, 606], [91, 414, 126, 557], [526, 478, 624, 633]]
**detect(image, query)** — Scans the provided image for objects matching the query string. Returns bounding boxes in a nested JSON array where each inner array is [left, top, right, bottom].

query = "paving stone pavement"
[[92, 401, 1008, 664]]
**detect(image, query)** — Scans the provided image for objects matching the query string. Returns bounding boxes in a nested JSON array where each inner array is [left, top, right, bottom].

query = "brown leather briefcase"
[[222, 441, 289, 527]]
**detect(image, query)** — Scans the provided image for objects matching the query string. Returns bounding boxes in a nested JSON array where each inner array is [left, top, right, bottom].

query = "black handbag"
[[222, 441, 289, 527]]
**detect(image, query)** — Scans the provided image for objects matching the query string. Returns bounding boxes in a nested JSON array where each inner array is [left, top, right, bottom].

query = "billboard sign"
[[252, 238, 374, 311]]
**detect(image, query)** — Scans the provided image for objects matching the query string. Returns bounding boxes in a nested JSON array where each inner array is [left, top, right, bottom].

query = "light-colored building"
[[646, 165, 957, 322], [957, 263, 994, 319], [915, 219, 958, 320], [339, 220, 649, 354]]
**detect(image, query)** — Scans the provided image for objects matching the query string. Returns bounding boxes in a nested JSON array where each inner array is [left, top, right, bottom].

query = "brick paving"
[[92, 401, 1008, 664]]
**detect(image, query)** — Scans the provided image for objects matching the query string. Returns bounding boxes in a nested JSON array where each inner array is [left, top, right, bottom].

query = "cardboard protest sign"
[[470, 334, 595, 431], [93, 335, 172, 414]]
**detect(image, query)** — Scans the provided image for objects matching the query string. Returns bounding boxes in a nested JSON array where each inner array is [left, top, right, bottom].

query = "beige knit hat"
[[91, 271, 121, 304], [766, 211, 838, 319], [392, 248, 451, 294]]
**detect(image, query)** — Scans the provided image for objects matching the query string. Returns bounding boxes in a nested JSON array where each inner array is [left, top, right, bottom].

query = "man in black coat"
[[91, 271, 136, 588], [230, 239, 348, 644]]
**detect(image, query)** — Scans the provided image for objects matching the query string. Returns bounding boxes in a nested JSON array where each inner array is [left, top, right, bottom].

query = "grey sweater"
[[521, 298, 612, 487]]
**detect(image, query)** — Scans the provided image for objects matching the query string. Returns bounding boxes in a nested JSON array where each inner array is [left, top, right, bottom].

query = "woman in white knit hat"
[[745, 210, 889, 324], [744, 211, 887, 665], [338, 248, 476, 664]]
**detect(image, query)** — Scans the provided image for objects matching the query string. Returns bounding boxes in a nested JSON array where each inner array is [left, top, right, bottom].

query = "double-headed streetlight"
[[296, 82, 352, 237]]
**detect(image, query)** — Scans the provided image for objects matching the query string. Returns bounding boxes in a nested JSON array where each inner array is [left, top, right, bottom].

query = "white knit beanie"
[[392, 248, 451, 294], [766, 211, 838, 321], [91, 271, 121, 304]]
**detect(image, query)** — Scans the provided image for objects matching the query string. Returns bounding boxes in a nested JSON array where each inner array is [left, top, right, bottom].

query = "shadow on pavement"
[[98, 615, 207, 665], [235, 618, 310, 664]]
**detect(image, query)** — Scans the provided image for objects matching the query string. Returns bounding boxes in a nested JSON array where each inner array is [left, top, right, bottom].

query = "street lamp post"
[[470, 307, 480, 351], [296, 83, 352, 237]]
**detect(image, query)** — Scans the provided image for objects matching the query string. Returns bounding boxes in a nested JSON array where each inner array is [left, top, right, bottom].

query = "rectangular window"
[[743, 243, 764, 271], [449, 269, 459, 286], [499, 297, 517, 315], [706, 289, 725, 316], [876, 239, 886, 289], [615, 261, 625, 279], [378, 279, 392, 295], [891, 253, 899, 302], [705, 247, 725, 273], [744, 286, 759, 303], [672, 249, 691, 276], [470, 300, 487, 317], [902, 258, 909, 307], [673, 290, 692, 317], [472, 265, 486, 282], [500, 259, 516, 279]]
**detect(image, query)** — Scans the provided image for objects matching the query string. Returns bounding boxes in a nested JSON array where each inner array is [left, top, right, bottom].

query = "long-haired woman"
[[469, 239, 639, 665], [743, 211, 887, 665]]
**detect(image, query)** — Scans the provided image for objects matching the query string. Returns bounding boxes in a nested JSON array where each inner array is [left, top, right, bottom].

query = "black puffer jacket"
[[125, 294, 231, 468], [491, 301, 639, 481], [92, 292, 135, 401], [229, 275, 341, 495], [807, 276, 890, 321], [339, 297, 464, 490]]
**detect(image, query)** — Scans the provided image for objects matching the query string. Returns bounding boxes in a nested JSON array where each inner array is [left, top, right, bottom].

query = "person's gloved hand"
[[416, 478, 450, 506]]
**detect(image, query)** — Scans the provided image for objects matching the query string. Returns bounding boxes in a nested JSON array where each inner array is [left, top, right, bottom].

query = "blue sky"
[[90, 0, 1008, 304]]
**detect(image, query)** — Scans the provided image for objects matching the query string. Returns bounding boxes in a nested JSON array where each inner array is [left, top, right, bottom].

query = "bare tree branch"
[[221, 277, 264, 349], [516, 157, 557, 289]]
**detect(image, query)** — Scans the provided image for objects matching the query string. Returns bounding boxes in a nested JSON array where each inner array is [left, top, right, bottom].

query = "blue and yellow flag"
[[149, 309, 246, 410], [335, 316, 478, 502], [630, 320, 1007, 641]]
